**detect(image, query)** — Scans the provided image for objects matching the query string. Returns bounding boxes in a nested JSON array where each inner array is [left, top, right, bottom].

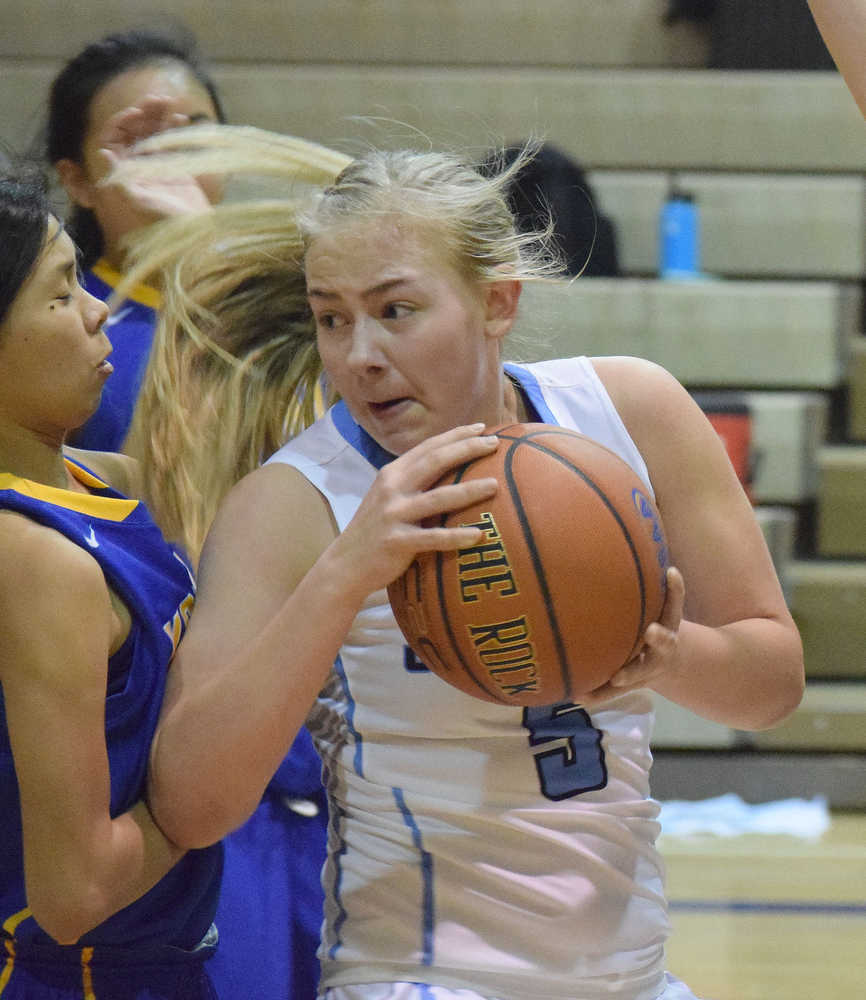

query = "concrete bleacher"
[[516, 278, 841, 607], [516, 279, 853, 389], [2, 0, 864, 805], [652, 682, 866, 750], [591, 170, 866, 279], [691, 390, 828, 505], [6, 63, 866, 173], [848, 337, 866, 441], [787, 562, 866, 677], [0, 0, 712, 70], [817, 446, 866, 556], [744, 392, 829, 505], [1, 0, 863, 171]]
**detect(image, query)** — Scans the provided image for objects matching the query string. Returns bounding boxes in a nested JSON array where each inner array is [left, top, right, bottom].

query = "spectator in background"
[[43, 24, 226, 452], [665, 0, 834, 70], [663, 0, 716, 26], [487, 143, 620, 278]]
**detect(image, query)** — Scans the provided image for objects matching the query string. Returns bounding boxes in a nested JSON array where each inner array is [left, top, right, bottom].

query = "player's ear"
[[55, 158, 97, 210], [483, 276, 522, 343]]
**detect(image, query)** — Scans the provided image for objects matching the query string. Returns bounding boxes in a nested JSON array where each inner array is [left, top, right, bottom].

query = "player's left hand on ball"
[[579, 566, 685, 706]]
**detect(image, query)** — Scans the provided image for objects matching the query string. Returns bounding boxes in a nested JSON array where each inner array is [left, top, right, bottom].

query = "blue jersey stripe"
[[331, 401, 396, 469], [333, 654, 364, 779], [326, 794, 350, 963], [392, 788, 435, 966], [332, 370, 558, 472], [504, 363, 556, 424], [325, 654, 362, 962]]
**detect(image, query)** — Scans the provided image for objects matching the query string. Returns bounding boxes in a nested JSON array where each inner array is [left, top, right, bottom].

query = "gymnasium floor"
[[659, 811, 866, 998]]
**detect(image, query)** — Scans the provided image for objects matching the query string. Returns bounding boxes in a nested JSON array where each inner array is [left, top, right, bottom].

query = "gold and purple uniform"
[[0, 456, 222, 999], [69, 261, 327, 1000]]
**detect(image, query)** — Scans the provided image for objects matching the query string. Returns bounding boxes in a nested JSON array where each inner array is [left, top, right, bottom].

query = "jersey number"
[[404, 646, 607, 800], [523, 703, 608, 800]]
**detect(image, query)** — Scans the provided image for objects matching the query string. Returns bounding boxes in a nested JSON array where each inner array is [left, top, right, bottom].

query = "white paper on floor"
[[658, 793, 831, 838]]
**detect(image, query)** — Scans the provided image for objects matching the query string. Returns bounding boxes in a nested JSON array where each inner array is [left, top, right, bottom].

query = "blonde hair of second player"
[[116, 127, 562, 559], [114, 125, 347, 558]]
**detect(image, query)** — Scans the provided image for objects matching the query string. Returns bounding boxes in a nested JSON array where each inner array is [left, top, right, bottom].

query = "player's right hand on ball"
[[335, 424, 499, 598]]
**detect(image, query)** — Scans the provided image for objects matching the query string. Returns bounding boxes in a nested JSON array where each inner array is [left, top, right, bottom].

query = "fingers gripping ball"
[[387, 424, 669, 706]]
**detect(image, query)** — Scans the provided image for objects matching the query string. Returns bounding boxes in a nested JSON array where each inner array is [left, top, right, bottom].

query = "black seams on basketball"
[[387, 423, 669, 706]]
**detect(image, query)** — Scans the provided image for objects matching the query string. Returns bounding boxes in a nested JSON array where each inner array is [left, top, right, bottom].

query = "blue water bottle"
[[659, 186, 700, 279]]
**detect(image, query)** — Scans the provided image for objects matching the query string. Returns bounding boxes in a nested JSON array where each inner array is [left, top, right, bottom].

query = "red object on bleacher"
[[693, 393, 754, 503]]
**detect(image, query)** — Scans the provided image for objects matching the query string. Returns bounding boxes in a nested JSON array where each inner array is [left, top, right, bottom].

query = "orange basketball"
[[387, 423, 669, 707]]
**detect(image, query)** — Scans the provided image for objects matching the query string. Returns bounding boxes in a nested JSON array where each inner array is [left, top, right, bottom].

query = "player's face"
[[0, 218, 112, 438], [69, 62, 221, 248], [307, 220, 506, 455]]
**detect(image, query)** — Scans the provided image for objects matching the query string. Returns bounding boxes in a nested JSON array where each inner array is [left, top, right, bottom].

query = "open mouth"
[[369, 398, 409, 414], [97, 358, 114, 375]]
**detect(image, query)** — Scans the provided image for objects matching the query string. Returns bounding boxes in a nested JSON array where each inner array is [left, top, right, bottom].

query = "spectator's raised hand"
[[96, 93, 215, 219]]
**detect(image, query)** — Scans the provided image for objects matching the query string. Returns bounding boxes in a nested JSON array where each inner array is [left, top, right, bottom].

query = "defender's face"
[[0, 219, 112, 437]]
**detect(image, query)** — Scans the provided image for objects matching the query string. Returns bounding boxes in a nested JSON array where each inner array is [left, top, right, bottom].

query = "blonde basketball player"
[[118, 129, 804, 1000]]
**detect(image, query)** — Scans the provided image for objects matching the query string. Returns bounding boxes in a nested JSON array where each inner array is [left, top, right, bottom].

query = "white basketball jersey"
[[267, 357, 670, 1000]]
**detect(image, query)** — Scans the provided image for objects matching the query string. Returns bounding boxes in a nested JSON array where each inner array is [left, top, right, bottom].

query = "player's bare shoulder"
[[0, 512, 110, 668], [590, 356, 684, 415], [0, 510, 106, 592], [590, 356, 706, 445]]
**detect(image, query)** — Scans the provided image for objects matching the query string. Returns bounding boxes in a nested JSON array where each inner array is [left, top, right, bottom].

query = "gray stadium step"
[[846, 337, 866, 443], [515, 278, 854, 390], [590, 170, 866, 279], [0, 0, 711, 69], [754, 505, 797, 600], [694, 390, 828, 504], [748, 392, 828, 504], [650, 751, 866, 810], [788, 560, 866, 679], [2, 65, 862, 173], [652, 684, 866, 753], [816, 445, 866, 557]]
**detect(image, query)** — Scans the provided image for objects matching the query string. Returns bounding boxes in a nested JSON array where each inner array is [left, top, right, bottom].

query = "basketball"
[[387, 423, 669, 707]]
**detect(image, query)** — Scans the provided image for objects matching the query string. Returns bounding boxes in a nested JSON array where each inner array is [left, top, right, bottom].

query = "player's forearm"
[[650, 616, 804, 730], [147, 545, 361, 848], [25, 800, 184, 945]]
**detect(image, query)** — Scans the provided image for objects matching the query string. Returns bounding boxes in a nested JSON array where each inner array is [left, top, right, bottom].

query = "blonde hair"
[[299, 144, 563, 286], [118, 125, 350, 559], [115, 128, 560, 560]]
